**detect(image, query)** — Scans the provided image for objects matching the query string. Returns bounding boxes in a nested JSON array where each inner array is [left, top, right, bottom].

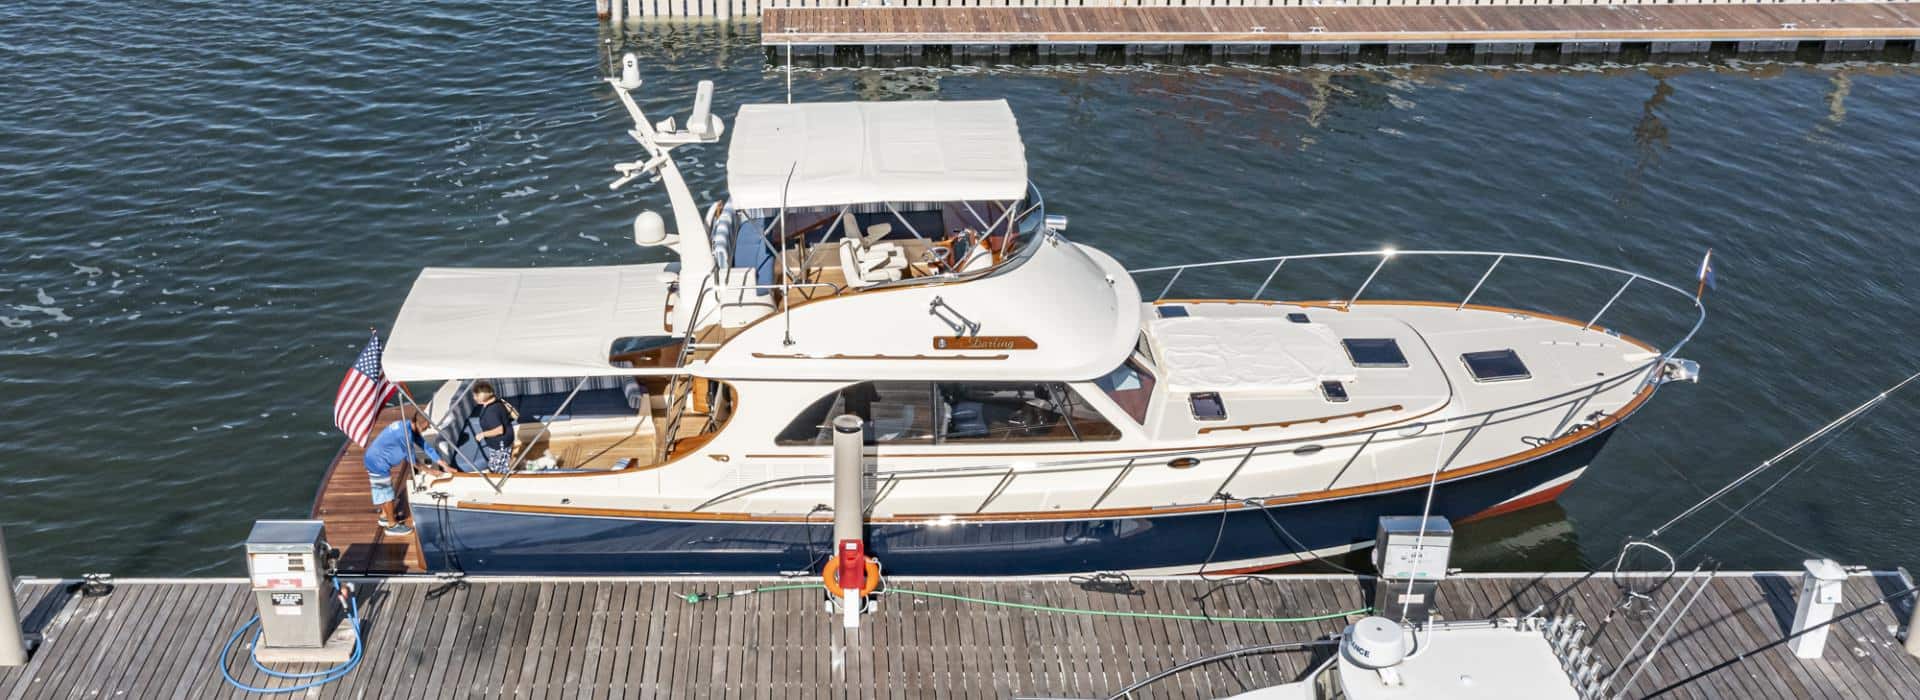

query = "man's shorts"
[[368, 474, 396, 506], [483, 445, 513, 473]]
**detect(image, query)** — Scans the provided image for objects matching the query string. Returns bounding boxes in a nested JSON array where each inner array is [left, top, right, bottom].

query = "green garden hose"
[[682, 583, 1369, 623]]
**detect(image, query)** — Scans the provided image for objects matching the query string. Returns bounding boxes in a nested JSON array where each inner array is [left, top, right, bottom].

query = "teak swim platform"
[[5, 571, 1920, 697]]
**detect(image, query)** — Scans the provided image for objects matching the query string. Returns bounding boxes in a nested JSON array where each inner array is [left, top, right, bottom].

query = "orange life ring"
[[822, 556, 882, 598]]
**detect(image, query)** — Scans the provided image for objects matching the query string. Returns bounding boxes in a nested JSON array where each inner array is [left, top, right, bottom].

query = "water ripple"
[[2, 10, 1918, 575]]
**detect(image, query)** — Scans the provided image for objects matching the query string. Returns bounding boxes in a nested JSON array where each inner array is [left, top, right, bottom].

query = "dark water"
[[3, 2, 1918, 578]]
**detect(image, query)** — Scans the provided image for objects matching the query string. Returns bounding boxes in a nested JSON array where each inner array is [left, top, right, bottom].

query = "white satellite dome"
[[633, 210, 669, 247], [1342, 616, 1408, 670]]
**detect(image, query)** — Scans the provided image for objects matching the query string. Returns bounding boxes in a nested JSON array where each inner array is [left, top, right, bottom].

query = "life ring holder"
[[822, 556, 883, 598]]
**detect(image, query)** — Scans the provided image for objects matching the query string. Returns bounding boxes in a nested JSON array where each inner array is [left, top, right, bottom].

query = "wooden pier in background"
[[5, 570, 1920, 697], [758, 3, 1920, 53]]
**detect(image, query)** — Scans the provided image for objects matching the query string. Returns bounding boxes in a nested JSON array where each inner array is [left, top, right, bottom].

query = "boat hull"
[[412, 425, 1617, 576]]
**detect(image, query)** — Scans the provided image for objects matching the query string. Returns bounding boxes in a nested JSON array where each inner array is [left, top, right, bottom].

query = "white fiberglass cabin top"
[[362, 58, 1706, 576]]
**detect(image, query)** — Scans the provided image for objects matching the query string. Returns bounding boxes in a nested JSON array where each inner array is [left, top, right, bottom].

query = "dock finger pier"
[[597, 0, 1920, 61]]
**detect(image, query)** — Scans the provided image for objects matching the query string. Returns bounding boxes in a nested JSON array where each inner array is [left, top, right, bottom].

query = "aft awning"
[[726, 100, 1028, 210], [382, 264, 680, 382]]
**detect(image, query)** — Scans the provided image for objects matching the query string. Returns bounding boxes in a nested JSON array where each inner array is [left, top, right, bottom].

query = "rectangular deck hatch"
[[1157, 306, 1190, 319], [1462, 349, 1530, 382], [1188, 392, 1227, 421], [1342, 338, 1409, 368]]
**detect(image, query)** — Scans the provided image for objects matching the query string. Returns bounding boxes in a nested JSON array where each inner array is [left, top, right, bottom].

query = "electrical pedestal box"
[[1372, 516, 1453, 623], [245, 520, 337, 649]]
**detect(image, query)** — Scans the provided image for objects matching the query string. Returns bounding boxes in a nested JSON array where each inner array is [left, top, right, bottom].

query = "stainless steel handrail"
[[1135, 249, 1707, 394], [686, 249, 1703, 514], [690, 363, 1653, 513]]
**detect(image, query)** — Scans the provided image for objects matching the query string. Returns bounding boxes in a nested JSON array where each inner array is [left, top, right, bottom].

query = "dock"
[[758, 4, 1920, 55], [5, 570, 1918, 697]]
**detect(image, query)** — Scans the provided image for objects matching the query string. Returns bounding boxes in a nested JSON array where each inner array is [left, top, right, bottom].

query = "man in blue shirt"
[[364, 407, 450, 536]]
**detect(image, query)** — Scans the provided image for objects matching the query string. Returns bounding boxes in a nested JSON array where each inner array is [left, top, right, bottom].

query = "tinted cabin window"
[[938, 382, 1120, 443], [782, 381, 1120, 445], [775, 382, 935, 445], [1095, 360, 1156, 425]]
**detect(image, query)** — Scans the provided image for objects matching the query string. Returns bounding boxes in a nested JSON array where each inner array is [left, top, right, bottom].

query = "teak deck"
[[312, 406, 428, 574], [4, 571, 1918, 697], [760, 4, 1920, 46]]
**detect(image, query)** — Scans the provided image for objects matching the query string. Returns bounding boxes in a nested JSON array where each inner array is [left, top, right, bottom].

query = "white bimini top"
[[725, 100, 1028, 210], [382, 263, 679, 381]]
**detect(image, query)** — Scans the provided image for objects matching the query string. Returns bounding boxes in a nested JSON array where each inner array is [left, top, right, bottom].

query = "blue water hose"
[[217, 580, 363, 693]]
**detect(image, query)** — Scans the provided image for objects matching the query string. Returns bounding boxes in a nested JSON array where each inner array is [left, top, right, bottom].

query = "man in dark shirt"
[[471, 381, 518, 473]]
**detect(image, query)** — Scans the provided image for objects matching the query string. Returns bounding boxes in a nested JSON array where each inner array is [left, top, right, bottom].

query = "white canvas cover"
[[383, 264, 680, 381], [726, 100, 1028, 209], [1150, 316, 1358, 393]]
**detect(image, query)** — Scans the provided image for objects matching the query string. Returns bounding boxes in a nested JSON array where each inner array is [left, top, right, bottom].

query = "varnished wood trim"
[[453, 383, 1652, 524], [1198, 404, 1403, 435], [750, 352, 1010, 361], [933, 335, 1038, 351]]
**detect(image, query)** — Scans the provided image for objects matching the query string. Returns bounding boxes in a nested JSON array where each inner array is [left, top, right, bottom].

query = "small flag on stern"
[[334, 331, 397, 446], [1695, 248, 1717, 299]]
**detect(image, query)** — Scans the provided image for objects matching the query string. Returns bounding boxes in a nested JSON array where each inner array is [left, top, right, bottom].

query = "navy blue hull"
[[413, 427, 1616, 576]]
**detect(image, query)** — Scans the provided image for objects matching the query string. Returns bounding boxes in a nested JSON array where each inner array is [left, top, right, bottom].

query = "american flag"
[[334, 331, 397, 446]]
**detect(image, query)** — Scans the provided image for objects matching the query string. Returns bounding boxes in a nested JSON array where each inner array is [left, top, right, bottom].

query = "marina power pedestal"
[[245, 520, 339, 650], [1373, 516, 1453, 624]]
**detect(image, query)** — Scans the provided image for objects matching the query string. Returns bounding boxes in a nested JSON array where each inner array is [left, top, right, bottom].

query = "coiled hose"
[[217, 580, 362, 693]]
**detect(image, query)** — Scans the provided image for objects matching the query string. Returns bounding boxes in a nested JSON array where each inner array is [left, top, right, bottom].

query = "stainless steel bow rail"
[[688, 249, 1704, 515], [1131, 248, 1707, 389]]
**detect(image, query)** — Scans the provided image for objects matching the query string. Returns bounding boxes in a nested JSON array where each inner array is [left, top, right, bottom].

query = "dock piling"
[[831, 414, 871, 628], [1907, 593, 1920, 658], [0, 526, 27, 667], [1904, 567, 1920, 658]]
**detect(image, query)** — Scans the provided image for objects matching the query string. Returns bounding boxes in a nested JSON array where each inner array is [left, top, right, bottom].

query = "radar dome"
[[1342, 617, 1408, 669], [633, 210, 668, 247]]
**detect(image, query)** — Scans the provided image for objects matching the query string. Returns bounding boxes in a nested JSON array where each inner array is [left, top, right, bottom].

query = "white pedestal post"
[[832, 414, 867, 630], [0, 527, 28, 667], [1788, 559, 1847, 659]]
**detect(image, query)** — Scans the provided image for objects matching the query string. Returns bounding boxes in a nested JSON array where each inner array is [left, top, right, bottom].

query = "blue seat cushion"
[[511, 388, 636, 422]]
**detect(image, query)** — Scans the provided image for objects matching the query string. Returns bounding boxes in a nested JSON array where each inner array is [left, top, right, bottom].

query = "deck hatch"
[[1462, 349, 1531, 382], [1286, 312, 1310, 324], [1156, 306, 1190, 319], [1341, 338, 1409, 368], [1188, 392, 1227, 421]]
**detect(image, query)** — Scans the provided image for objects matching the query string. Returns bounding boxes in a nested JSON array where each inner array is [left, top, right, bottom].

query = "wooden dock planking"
[[312, 406, 427, 575], [760, 4, 1920, 47], [5, 572, 1919, 697]]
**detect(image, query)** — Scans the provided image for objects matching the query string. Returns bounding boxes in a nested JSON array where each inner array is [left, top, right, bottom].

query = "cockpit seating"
[[435, 375, 652, 472], [838, 213, 909, 288]]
